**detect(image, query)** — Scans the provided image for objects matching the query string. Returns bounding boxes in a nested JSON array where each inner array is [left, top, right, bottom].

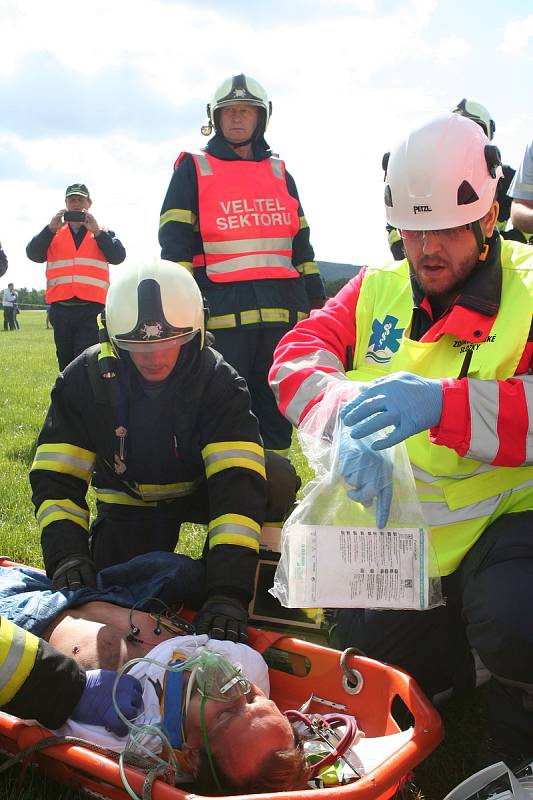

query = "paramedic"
[[269, 114, 533, 761], [159, 73, 326, 457], [30, 260, 300, 644], [0, 614, 142, 734], [386, 99, 524, 259]]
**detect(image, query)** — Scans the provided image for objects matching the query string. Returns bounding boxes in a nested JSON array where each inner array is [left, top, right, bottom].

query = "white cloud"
[[499, 14, 533, 55], [0, 0, 529, 292]]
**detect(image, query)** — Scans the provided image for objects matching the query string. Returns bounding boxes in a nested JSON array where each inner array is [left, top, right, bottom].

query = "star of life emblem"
[[141, 321, 163, 340], [365, 315, 404, 364]]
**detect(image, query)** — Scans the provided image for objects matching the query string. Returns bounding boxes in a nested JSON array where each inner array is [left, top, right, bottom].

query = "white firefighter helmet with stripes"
[[202, 73, 272, 136], [383, 113, 502, 231], [105, 259, 205, 353]]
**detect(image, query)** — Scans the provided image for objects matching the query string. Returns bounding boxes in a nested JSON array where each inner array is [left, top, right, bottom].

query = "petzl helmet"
[[383, 113, 502, 231], [105, 259, 205, 352], [452, 98, 496, 141], [201, 73, 272, 139]]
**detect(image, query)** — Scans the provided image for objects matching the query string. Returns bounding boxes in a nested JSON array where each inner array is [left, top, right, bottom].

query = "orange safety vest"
[[185, 151, 301, 283], [45, 225, 110, 304]]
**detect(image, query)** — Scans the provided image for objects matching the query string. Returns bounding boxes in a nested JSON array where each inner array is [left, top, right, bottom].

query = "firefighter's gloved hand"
[[71, 670, 143, 736], [340, 372, 443, 450], [194, 595, 248, 643], [337, 424, 393, 529], [51, 556, 97, 591]]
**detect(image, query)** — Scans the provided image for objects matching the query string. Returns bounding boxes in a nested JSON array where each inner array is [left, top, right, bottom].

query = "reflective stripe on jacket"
[[347, 246, 533, 574], [0, 617, 39, 706], [187, 151, 301, 283], [46, 225, 110, 304]]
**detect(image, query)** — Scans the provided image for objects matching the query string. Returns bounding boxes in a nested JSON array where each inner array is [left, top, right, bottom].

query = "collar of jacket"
[[205, 132, 272, 163]]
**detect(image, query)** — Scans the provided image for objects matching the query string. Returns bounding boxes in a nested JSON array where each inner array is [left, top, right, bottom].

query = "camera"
[[64, 210, 86, 222]]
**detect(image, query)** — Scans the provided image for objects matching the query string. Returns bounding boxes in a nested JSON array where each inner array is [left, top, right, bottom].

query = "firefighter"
[[0, 615, 142, 734], [385, 99, 524, 260], [26, 183, 126, 371], [30, 260, 299, 643], [159, 73, 326, 458], [270, 114, 533, 761]]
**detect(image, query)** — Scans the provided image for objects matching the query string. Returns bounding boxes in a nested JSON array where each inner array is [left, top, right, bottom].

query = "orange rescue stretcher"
[[0, 558, 443, 800]]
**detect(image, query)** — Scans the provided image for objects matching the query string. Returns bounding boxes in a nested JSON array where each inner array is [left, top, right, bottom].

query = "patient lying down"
[[42, 601, 310, 795]]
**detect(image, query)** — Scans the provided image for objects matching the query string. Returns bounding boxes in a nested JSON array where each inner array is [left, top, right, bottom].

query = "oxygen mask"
[[188, 648, 251, 703]]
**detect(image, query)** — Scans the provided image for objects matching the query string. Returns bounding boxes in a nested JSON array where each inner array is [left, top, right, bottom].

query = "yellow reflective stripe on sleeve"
[[299, 216, 309, 230], [297, 311, 309, 322], [299, 261, 320, 276], [31, 444, 95, 483], [93, 488, 156, 507], [136, 482, 198, 500], [202, 441, 266, 479], [0, 619, 39, 706], [159, 208, 195, 229], [208, 514, 261, 551], [36, 498, 90, 532], [207, 313, 238, 330]]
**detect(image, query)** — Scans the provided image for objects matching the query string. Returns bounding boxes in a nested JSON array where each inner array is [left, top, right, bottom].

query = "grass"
[[0, 312, 488, 800]]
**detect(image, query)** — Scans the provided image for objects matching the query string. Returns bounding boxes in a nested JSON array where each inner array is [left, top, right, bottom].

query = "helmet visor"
[[114, 330, 199, 353]]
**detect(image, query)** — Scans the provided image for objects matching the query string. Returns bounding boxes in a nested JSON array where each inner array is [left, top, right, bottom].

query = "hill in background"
[[317, 260, 362, 296]]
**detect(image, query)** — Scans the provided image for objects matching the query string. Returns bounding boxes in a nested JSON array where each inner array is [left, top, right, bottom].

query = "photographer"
[[26, 183, 126, 370]]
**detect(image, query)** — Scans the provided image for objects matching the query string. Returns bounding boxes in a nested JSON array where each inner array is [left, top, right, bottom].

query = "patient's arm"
[[42, 601, 178, 670]]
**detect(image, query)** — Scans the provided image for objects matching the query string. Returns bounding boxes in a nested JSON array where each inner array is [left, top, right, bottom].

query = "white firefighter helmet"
[[383, 113, 502, 231], [452, 98, 496, 141], [202, 73, 272, 136], [105, 259, 205, 352]]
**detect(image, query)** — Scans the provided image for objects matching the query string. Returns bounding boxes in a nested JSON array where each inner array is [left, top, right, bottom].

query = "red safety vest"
[[180, 151, 301, 283], [46, 226, 110, 304]]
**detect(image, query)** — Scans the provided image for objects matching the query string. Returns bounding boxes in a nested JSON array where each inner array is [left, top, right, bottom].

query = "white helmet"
[[452, 98, 496, 141], [383, 113, 502, 231], [105, 259, 205, 352], [202, 73, 272, 137]]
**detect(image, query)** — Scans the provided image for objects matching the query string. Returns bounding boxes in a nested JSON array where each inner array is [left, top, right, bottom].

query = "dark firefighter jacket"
[[158, 134, 326, 329], [30, 343, 267, 600]]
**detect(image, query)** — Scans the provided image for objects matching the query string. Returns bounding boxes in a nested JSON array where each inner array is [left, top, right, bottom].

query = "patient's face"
[[185, 683, 294, 783]]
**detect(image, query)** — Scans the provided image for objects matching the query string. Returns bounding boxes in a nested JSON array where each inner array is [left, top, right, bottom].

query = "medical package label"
[[286, 524, 429, 609]]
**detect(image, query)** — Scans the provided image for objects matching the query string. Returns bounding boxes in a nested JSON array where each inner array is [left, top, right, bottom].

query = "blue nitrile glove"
[[337, 424, 393, 528], [340, 372, 443, 451], [71, 670, 143, 736]]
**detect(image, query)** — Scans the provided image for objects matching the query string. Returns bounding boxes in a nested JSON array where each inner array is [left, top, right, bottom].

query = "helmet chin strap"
[[471, 219, 488, 256]]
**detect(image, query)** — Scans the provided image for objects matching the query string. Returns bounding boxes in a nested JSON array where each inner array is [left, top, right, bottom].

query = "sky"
[[1, 0, 532, 291]]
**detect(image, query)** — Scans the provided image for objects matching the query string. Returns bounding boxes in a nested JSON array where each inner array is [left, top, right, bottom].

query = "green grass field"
[[0, 312, 487, 800]]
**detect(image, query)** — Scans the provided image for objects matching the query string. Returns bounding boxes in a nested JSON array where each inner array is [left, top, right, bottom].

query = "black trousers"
[[211, 327, 293, 452], [3, 307, 14, 330], [90, 451, 300, 570], [49, 301, 103, 371], [333, 511, 533, 755]]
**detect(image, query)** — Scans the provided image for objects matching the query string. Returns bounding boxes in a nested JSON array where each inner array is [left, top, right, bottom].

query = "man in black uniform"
[[30, 260, 299, 642], [159, 74, 326, 458]]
